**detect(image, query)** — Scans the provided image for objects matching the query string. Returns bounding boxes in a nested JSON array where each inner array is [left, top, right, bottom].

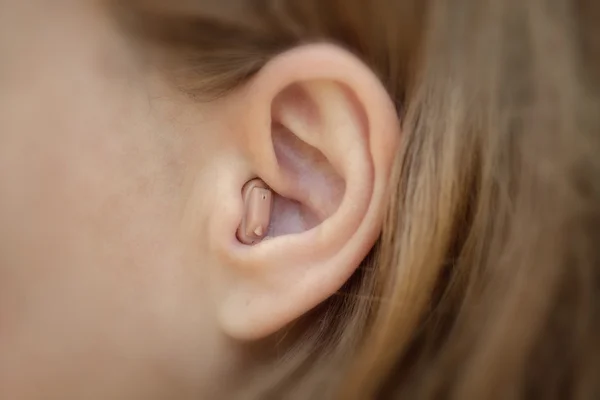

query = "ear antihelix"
[[236, 179, 273, 245]]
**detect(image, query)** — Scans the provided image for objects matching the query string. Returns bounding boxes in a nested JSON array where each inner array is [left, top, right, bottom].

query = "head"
[[0, 0, 598, 399]]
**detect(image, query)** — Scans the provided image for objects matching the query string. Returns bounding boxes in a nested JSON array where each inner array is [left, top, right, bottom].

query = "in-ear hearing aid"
[[236, 178, 273, 245]]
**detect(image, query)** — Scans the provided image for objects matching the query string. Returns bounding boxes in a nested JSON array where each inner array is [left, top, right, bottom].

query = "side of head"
[[0, 0, 598, 399]]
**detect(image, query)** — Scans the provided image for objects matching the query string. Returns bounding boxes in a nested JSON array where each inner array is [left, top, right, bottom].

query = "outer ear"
[[210, 44, 400, 340]]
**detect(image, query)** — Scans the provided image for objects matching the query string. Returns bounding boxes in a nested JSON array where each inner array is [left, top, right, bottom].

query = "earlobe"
[[211, 44, 400, 340]]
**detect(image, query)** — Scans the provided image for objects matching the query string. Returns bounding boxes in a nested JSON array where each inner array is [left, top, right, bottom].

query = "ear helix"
[[236, 179, 273, 245]]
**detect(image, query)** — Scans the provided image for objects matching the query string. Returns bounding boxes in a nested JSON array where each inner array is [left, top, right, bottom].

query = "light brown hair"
[[118, 0, 600, 398]]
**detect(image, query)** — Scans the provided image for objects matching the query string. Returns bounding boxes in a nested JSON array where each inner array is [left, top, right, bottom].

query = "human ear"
[[209, 44, 400, 340]]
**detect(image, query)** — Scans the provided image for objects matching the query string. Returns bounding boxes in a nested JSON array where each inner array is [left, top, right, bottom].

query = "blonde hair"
[[119, 0, 600, 398]]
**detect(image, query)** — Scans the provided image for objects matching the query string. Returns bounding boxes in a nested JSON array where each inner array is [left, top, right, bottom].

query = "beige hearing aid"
[[236, 178, 273, 245]]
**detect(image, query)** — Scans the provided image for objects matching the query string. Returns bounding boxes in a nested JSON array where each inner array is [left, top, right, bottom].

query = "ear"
[[209, 44, 400, 340]]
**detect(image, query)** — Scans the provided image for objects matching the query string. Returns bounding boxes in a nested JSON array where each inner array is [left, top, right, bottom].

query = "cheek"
[[0, 6, 190, 345], [0, 4, 226, 391]]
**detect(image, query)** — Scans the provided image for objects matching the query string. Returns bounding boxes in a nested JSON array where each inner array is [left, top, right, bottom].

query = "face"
[[0, 1, 233, 398]]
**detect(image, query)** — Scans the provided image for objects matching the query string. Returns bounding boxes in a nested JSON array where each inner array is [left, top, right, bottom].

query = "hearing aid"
[[236, 178, 273, 245]]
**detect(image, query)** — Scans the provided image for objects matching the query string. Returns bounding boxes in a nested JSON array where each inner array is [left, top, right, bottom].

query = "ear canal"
[[236, 179, 273, 245]]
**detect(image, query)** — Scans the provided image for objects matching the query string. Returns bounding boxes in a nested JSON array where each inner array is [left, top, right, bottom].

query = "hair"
[[117, 0, 600, 398]]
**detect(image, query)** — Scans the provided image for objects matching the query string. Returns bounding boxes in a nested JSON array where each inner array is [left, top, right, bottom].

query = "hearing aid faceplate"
[[236, 179, 273, 245]]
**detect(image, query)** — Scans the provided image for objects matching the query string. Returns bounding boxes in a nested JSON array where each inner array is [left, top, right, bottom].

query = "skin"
[[0, 1, 232, 398], [0, 0, 399, 398]]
